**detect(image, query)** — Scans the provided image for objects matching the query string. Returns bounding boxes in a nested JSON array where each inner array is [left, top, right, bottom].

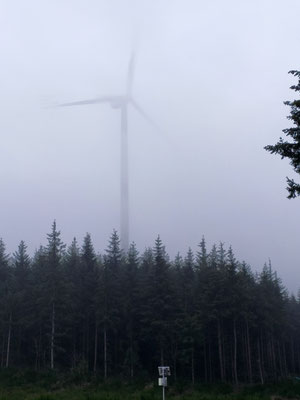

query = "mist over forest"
[[1, 1, 300, 398]]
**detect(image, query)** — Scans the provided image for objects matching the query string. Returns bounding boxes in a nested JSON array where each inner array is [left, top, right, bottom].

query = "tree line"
[[0, 221, 299, 384]]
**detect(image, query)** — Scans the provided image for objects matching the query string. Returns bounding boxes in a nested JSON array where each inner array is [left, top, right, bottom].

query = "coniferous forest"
[[0, 221, 299, 386]]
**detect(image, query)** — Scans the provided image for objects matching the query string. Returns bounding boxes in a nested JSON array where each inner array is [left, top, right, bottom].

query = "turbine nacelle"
[[109, 96, 129, 109]]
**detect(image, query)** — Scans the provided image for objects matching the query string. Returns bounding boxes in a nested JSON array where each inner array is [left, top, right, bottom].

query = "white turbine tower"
[[58, 54, 157, 252]]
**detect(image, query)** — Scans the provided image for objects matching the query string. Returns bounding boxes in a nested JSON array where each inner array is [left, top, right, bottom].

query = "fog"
[[1, 0, 299, 292]]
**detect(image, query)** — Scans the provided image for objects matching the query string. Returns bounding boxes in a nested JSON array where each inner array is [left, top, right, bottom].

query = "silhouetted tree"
[[265, 70, 300, 198]]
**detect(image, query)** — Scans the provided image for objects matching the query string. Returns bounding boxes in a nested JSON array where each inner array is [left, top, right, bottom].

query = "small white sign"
[[158, 377, 167, 386]]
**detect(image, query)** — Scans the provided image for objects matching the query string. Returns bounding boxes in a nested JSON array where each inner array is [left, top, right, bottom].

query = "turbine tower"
[[58, 54, 157, 252]]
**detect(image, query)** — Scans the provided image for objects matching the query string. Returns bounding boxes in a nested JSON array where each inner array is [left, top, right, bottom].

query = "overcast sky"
[[0, 0, 299, 292]]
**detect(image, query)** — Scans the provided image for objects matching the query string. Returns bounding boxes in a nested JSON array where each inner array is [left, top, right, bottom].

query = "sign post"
[[158, 366, 170, 400]]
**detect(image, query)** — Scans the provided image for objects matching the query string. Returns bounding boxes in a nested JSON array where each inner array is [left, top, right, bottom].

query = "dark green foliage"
[[139, 236, 177, 369], [0, 238, 10, 294], [196, 236, 208, 270], [0, 373, 300, 400], [80, 233, 99, 366], [265, 70, 300, 198], [96, 231, 124, 376], [121, 243, 140, 376]]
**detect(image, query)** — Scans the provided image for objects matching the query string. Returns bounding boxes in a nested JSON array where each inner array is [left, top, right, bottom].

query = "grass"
[[0, 370, 299, 400]]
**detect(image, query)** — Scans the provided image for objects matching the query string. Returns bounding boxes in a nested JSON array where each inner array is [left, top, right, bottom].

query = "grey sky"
[[1, 0, 299, 292]]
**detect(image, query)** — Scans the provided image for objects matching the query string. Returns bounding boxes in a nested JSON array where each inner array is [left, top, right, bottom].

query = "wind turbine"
[[57, 54, 157, 252]]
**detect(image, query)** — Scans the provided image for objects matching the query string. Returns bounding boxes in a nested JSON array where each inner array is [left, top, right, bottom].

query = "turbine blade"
[[126, 52, 135, 97], [57, 96, 115, 107], [130, 98, 160, 132]]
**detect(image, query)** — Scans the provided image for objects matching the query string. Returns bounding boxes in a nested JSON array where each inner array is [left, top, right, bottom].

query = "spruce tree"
[[140, 236, 175, 368], [12, 241, 31, 366], [97, 230, 123, 377], [45, 221, 66, 369], [265, 70, 300, 198], [122, 242, 140, 377], [0, 238, 9, 286], [64, 238, 82, 368], [80, 233, 98, 369], [180, 248, 197, 383], [196, 236, 208, 270], [0, 239, 12, 368], [30, 246, 48, 370]]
